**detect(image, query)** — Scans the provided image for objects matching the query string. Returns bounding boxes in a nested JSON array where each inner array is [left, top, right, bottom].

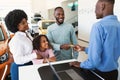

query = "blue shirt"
[[81, 15, 120, 72], [47, 22, 78, 60]]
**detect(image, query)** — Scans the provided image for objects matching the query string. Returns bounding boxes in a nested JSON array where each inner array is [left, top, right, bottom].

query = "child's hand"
[[43, 58, 47, 63], [48, 57, 56, 62], [36, 53, 43, 59], [43, 57, 56, 63]]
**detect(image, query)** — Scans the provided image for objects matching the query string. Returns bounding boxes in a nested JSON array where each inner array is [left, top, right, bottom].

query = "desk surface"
[[19, 59, 77, 80], [38, 63, 102, 80]]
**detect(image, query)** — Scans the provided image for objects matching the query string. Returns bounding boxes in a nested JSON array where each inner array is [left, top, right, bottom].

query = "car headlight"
[[0, 52, 9, 64]]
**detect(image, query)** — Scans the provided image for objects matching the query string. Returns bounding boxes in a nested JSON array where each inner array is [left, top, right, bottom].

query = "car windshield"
[[0, 27, 5, 41], [42, 22, 55, 29]]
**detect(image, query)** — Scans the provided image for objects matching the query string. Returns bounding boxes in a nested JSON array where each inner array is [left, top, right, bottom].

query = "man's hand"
[[69, 61, 81, 68]]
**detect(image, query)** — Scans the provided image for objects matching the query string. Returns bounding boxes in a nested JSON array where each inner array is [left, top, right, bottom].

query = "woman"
[[5, 9, 41, 80]]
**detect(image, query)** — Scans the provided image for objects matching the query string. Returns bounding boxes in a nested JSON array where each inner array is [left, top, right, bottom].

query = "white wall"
[[31, 0, 67, 19], [0, 0, 66, 19], [0, 0, 32, 17], [78, 0, 97, 41], [78, 0, 120, 41], [46, 0, 66, 9], [31, 0, 48, 19]]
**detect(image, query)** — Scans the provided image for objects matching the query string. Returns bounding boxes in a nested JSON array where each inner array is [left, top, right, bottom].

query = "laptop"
[[38, 62, 103, 80]]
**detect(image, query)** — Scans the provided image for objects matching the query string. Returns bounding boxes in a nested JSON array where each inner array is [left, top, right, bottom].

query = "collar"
[[103, 15, 117, 20], [55, 22, 65, 26], [15, 31, 26, 37]]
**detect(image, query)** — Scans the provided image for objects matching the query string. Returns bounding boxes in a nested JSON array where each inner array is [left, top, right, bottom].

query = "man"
[[46, 7, 78, 61], [70, 0, 120, 80]]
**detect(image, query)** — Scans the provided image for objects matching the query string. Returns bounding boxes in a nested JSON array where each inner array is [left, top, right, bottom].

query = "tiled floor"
[[77, 39, 120, 80]]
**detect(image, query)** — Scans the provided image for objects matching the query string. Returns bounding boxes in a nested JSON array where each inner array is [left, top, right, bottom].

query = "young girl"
[[32, 35, 56, 64]]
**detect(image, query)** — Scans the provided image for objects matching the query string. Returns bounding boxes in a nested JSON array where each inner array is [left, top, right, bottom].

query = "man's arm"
[[46, 27, 61, 50]]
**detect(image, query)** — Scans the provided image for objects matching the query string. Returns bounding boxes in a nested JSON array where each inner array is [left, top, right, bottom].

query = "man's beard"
[[56, 18, 64, 25]]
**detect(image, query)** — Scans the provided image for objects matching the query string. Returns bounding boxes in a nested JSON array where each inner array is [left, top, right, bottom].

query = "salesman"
[[70, 0, 120, 80]]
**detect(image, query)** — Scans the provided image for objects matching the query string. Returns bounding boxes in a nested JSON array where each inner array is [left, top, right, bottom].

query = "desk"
[[19, 59, 77, 80]]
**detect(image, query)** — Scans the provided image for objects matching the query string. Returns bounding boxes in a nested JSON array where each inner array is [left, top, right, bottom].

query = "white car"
[[38, 20, 55, 34], [28, 17, 42, 37]]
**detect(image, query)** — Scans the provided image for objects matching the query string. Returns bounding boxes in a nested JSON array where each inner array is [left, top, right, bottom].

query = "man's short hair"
[[99, 0, 115, 4], [54, 7, 64, 12]]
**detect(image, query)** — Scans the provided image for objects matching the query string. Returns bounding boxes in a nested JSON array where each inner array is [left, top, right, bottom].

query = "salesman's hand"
[[69, 61, 81, 68], [74, 45, 85, 52]]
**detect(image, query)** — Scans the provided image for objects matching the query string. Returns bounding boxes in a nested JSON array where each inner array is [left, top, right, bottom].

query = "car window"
[[0, 27, 5, 41], [42, 22, 55, 29], [0, 17, 10, 38]]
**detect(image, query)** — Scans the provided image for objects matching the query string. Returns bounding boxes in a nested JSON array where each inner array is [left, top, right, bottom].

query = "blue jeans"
[[10, 62, 32, 80]]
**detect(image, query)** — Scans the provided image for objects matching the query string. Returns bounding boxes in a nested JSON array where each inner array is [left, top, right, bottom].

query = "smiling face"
[[40, 36, 49, 51], [54, 8, 64, 25], [18, 18, 29, 32]]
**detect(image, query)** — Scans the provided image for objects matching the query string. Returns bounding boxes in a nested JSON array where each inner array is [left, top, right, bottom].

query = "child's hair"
[[33, 35, 53, 50]]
